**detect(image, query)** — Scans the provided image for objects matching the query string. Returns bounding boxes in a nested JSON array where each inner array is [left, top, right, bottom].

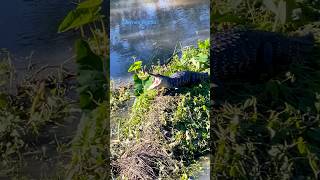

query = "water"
[[110, 0, 210, 82], [0, 0, 77, 71], [0, 0, 108, 72]]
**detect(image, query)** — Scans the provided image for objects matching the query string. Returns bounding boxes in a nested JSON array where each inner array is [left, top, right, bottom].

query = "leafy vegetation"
[[211, 0, 320, 179], [57, 0, 110, 179], [0, 49, 71, 178], [212, 0, 320, 32], [111, 39, 210, 179]]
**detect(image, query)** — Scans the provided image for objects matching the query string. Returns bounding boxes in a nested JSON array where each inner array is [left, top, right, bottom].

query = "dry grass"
[[114, 141, 176, 180]]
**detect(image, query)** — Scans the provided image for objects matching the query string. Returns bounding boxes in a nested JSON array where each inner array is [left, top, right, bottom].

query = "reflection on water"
[[110, 0, 210, 81]]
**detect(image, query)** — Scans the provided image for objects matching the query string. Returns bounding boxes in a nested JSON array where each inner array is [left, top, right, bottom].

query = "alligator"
[[211, 27, 314, 83], [147, 71, 209, 90], [148, 28, 314, 90]]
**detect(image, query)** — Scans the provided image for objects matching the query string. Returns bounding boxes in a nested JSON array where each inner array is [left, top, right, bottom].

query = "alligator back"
[[211, 28, 314, 82], [168, 71, 209, 88]]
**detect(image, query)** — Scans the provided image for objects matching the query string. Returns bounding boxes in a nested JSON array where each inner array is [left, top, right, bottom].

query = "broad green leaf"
[[196, 53, 209, 63], [133, 74, 143, 96], [75, 39, 106, 109], [76, 39, 103, 71], [143, 76, 153, 91], [58, 7, 101, 33], [297, 137, 307, 155], [128, 61, 142, 72], [198, 39, 210, 50]]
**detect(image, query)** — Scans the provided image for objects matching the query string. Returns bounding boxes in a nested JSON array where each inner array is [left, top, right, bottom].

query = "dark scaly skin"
[[211, 27, 314, 83], [168, 71, 209, 88], [149, 71, 209, 89]]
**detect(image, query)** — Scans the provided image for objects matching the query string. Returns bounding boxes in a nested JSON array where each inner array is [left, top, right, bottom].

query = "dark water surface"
[[110, 0, 210, 82], [0, 0, 79, 71]]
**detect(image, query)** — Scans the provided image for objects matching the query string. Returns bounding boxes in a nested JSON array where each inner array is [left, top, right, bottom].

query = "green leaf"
[[196, 53, 209, 63], [133, 74, 143, 96], [128, 61, 142, 72], [297, 137, 307, 155], [75, 39, 106, 109], [198, 39, 210, 50], [143, 76, 153, 91], [76, 39, 103, 71], [58, 7, 101, 33]]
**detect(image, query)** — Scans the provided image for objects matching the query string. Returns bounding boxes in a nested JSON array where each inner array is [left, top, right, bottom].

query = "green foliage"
[[66, 102, 109, 179], [75, 39, 106, 109], [212, 0, 320, 32], [121, 90, 157, 139], [211, 1, 320, 178], [0, 50, 13, 91], [58, 0, 103, 33], [212, 98, 320, 179], [127, 60, 142, 72], [128, 39, 209, 97], [0, 60, 10, 87], [132, 74, 153, 96], [111, 40, 210, 178], [127, 60, 153, 97], [0, 110, 25, 173], [0, 63, 70, 176], [171, 88, 210, 163], [59, 0, 110, 179], [152, 39, 210, 76]]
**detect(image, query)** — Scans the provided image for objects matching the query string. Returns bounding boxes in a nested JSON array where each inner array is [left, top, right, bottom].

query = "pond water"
[[0, 0, 108, 72], [0, 0, 75, 70], [110, 0, 210, 82]]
